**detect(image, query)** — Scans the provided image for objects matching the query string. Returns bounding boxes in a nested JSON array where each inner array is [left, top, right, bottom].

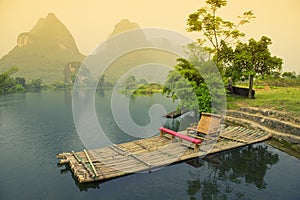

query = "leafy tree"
[[187, 0, 255, 69], [0, 67, 19, 94], [138, 78, 148, 85], [63, 61, 82, 85], [0, 67, 18, 81], [282, 71, 297, 79], [269, 71, 281, 79], [164, 58, 225, 114], [164, 66, 200, 112], [14, 84, 25, 93], [30, 79, 43, 89], [122, 75, 138, 90], [220, 36, 283, 98], [164, 42, 226, 114], [15, 77, 26, 87]]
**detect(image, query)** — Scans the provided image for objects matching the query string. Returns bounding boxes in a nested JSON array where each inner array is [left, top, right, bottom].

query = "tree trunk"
[[248, 74, 254, 99]]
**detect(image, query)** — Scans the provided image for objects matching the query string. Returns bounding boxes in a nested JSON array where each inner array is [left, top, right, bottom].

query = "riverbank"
[[226, 87, 300, 158], [227, 86, 300, 118]]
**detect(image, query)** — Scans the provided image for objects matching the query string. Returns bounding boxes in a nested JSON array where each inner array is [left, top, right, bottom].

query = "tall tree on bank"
[[164, 45, 226, 114], [219, 36, 283, 98], [186, 0, 255, 71]]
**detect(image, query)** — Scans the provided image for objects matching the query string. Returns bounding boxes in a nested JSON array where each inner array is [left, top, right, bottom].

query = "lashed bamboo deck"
[[57, 126, 272, 183]]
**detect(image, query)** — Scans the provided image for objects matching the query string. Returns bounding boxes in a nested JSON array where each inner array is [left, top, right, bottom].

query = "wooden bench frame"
[[186, 112, 222, 140], [159, 127, 202, 152]]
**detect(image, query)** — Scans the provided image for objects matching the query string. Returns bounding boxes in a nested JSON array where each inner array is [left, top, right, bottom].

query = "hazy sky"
[[0, 0, 299, 72]]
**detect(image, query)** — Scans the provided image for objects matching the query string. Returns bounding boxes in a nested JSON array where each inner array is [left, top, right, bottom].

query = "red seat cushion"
[[159, 127, 202, 144]]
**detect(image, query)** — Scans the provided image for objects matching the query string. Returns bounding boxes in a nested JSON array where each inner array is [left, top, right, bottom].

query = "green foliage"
[[0, 13, 85, 83], [164, 42, 226, 114], [63, 61, 82, 85], [15, 77, 26, 87], [187, 0, 255, 60], [63, 62, 114, 89], [134, 83, 163, 94], [252, 71, 300, 87], [0, 67, 26, 94], [164, 57, 225, 114], [29, 79, 43, 89], [120, 75, 163, 94], [235, 37, 282, 77], [220, 36, 283, 98], [15, 84, 25, 93], [282, 71, 297, 79], [164, 69, 199, 111], [123, 75, 139, 90], [49, 81, 67, 89]]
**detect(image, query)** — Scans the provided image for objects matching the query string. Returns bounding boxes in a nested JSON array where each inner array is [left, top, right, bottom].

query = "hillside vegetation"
[[0, 13, 84, 83]]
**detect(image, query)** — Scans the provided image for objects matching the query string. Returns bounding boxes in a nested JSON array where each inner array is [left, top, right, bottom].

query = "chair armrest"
[[186, 127, 197, 134], [187, 133, 205, 140]]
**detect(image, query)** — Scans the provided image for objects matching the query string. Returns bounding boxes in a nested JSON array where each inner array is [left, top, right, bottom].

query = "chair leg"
[[194, 144, 199, 152], [160, 131, 164, 138], [171, 135, 175, 142]]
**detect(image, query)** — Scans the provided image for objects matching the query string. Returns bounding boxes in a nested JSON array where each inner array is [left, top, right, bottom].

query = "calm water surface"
[[0, 90, 300, 200]]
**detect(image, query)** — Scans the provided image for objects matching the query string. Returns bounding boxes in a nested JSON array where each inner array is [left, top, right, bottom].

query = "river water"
[[0, 90, 299, 199]]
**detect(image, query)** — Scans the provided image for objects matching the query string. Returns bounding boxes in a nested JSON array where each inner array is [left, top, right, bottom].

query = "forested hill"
[[0, 13, 85, 83]]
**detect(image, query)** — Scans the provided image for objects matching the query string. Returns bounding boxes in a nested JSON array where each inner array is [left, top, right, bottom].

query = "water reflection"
[[64, 89, 72, 105], [186, 144, 279, 199], [64, 143, 279, 196], [59, 165, 101, 192], [2, 91, 299, 199], [96, 88, 105, 96]]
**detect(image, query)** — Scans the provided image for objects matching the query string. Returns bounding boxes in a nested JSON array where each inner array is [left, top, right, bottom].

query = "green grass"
[[227, 87, 300, 118]]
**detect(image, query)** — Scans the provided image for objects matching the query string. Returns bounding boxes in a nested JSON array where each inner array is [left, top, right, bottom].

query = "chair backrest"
[[196, 113, 222, 134]]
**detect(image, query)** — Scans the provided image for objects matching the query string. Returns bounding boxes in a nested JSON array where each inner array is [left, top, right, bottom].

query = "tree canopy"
[[164, 45, 226, 114], [0, 67, 26, 94], [220, 36, 283, 98], [282, 71, 297, 79], [187, 0, 255, 66]]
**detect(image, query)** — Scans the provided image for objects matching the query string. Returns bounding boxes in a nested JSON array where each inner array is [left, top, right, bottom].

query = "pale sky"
[[0, 0, 299, 72]]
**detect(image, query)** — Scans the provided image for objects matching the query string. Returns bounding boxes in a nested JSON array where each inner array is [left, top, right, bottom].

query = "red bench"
[[159, 127, 202, 152]]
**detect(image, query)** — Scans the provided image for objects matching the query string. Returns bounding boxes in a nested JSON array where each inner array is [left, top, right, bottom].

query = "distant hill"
[[102, 19, 178, 83], [109, 19, 140, 37], [0, 13, 85, 83]]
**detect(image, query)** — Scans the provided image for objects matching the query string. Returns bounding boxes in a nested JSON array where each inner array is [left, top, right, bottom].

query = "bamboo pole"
[[71, 151, 94, 178], [83, 149, 99, 177]]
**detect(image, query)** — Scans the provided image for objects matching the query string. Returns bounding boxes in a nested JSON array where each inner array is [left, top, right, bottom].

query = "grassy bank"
[[266, 138, 300, 159], [227, 87, 300, 118]]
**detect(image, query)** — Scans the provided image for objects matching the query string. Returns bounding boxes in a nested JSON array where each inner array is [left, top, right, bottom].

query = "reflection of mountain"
[[0, 13, 85, 83], [186, 144, 279, 199]]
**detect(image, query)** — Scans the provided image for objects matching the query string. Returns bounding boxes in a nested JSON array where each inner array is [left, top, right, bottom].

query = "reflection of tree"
[[186, 171, 201, 200], [60, 165, 101, 192], [217, 145, 279, 189], [186, 144, 279, 199]]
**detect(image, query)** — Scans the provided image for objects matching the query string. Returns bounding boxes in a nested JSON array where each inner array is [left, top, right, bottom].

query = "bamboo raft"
[[57, 125, 272, 183]]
